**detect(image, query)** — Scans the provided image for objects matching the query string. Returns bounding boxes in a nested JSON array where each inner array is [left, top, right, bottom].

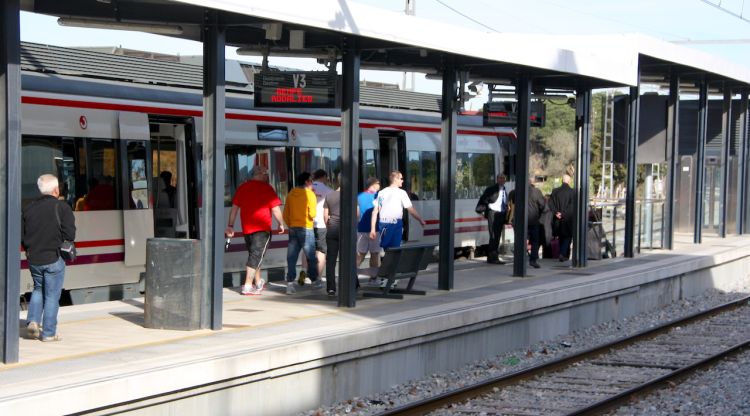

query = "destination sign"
[[254, 71, 338, 108], [483, 101, 546, 128]]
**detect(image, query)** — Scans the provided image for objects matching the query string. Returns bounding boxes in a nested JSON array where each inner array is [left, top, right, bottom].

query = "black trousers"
[[486, 210, 506, 259], [325, 223, 340, 292], [528, 224, 542, 262]]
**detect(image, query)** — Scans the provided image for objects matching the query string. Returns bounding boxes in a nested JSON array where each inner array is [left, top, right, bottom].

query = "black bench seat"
[[362, 243, 436, 300]]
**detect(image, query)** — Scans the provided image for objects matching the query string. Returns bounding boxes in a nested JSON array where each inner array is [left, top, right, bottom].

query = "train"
[[18, 42, 515, 303]]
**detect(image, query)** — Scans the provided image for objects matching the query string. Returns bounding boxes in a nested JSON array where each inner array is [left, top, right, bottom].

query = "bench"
[[362, 243, 437, 300]]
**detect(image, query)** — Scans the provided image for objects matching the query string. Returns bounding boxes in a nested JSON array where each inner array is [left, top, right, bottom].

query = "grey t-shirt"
[[323, 190, 341, 228]]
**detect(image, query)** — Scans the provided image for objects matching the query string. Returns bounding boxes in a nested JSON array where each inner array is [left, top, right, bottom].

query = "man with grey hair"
[[226, 165, 285, 295], [22, 174, 76, 342]]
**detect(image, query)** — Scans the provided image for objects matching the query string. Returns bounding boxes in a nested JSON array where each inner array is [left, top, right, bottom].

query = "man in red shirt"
[[225, 166, 285, 295]]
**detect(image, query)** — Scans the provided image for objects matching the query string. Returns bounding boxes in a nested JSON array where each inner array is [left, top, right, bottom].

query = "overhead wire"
[[430, 0, 501, 33], [698, 0, 750, 24]]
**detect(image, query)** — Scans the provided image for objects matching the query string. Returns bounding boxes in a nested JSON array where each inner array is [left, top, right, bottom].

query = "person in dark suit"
[[549, 174, 576, 262], [509, 179, 548, 269], [478, 174, 508, 264]]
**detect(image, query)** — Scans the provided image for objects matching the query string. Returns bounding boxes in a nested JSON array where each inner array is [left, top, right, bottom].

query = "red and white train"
[[19, 43, 514, 303]]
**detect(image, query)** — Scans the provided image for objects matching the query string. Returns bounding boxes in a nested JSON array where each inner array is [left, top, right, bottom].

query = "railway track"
[[378, 295, 750, 416]]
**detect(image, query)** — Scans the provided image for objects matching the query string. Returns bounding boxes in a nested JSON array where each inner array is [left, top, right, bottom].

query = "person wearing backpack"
[[22, 174, 76, 342]]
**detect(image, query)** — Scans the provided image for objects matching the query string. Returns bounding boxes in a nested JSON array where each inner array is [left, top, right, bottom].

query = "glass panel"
[[85, 139, 120, 211], [22, 136, 63, 207], [362, 149, 377, 189], [456, 153, 495, 199], [422, 151, 438, 200], [297, 146, 341, 188], [127, 141, 149, 209], [407, 151, 421, 198]]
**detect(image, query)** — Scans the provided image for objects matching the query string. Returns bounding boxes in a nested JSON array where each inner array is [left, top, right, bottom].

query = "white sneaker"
[[311, 280, 324, 290], [286, 282, 296, 295], [241, 284, 253, 295], [254, 279, 266, 292]]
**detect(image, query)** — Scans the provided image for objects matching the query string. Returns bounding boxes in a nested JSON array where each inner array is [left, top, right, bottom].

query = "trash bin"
[[144, 238, 202, 330]]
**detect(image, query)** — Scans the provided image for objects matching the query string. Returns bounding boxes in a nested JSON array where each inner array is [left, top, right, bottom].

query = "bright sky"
[[18, 0, 750, 107]]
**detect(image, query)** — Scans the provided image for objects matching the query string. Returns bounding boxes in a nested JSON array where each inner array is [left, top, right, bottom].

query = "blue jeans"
[[27, 257, 66, 338], [286, 227, 318, 282]]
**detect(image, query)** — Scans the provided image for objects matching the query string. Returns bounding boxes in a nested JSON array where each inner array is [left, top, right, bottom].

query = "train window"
[[407, 151, 439, 200], [297, 147, 341, 188], [126, 141, 149, 209], [362, 149, 378, 189], [257, 125, 289, 142], [455, 153, 495, 199], [82, 139, 120, 211], [22, 136, 65, 207], [226, 145, 289, 204]]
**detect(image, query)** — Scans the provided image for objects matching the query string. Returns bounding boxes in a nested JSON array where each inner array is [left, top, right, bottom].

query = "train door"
[[149, 117, 192, 239]]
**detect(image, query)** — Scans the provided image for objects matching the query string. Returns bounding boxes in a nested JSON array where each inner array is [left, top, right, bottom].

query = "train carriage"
[[18, 42, 515, 303]]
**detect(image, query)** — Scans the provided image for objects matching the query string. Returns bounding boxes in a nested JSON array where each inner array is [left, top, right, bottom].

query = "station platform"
[[1, 235, 749, 415]]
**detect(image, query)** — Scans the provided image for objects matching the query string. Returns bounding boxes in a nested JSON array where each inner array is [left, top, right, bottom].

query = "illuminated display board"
[[483, 101, 546, 127], [254, 71, 338, 108]]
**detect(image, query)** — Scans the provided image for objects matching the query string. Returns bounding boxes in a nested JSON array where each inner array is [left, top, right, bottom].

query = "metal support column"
[[719, 86, 732, 238], [201, 12, 225, 330], [513, 75, 531, 277], [738, 91, 749, 234], [339, 38, 360, 307], [664, 70, 679, 250], [624, 83, 640, 258], [694, 80, 708, 244], [438, 59, 457, 290], [0, 0, 20, 364], [573, 88, 592, 268]]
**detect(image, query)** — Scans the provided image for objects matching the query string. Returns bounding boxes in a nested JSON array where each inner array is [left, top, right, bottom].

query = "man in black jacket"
[[478, 174, 508, 264], [549, 174, 576, 261], [22, 174, 76, 342], [509, 179, 548, 269]]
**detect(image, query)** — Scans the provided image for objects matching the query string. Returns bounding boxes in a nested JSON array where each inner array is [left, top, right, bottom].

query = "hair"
[[160, 170, 172, 182], [388, 170, 402, 184], [312, 169, 328, 181], [295, 171, 312, 186], [249, 165, 267, 178], [366, 176, 380, 188], [37, 174, 59, 195], [497, 174, 506, 181]]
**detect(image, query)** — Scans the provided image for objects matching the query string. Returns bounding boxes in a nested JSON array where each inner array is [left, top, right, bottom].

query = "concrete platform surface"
[[1, 234, 749, 415]]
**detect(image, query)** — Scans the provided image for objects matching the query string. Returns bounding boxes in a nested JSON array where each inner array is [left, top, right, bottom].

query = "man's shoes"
[[558, 256, 566, 262], [327, 289, 336, 297], [529, 260, 541, 269], [41, 334, 62, 342], [311, 280, 325, 290], [27, 322, 40, 339], [487, 258, 499, 264], [286, 282, 296, 295], [297, 271, 306, 286], [366, 277, 380, 287]]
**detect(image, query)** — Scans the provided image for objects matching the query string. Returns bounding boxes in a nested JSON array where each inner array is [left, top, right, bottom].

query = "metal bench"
[[363, 243, 436, 300]]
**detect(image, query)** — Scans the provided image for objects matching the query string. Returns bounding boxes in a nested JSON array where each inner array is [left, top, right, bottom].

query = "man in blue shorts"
[[369, 170, 425, 249]]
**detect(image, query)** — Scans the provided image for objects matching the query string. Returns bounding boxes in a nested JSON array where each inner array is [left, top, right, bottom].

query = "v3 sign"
[[254, 71, 338, 108]]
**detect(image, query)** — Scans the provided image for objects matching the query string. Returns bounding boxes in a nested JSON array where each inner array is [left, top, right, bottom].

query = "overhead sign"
[[483, 101, 546, 128], [254, 71, 338, 108]]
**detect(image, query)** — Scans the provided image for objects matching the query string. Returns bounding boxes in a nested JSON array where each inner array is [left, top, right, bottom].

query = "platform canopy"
[[23, 0, 637, 89]]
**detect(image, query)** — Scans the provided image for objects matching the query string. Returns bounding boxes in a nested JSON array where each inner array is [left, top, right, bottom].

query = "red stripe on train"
[[21, 252, 125, 270], [22, 96, 513, 138]]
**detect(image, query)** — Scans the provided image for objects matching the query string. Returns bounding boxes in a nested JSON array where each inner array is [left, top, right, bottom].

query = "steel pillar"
[[513, 75, 531, 277], [694, 80, 708, 244], [573, 88, 592, 268], [739, 91, 749, 234], [624, 84, 640, 258], [339, 39, 360, 307], [0, 0, 20, 364], [719, 86, 732, 238], [664, 70, 680, 250], [201, 12, 225, 330], [438, 60, 457, 290]]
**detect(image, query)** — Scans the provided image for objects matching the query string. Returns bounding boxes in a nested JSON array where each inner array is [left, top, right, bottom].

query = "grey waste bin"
[[144, 238, 202, 330]]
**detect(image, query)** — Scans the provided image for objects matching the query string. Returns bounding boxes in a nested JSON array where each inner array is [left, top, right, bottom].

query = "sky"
[[18, 0, 750, 107]]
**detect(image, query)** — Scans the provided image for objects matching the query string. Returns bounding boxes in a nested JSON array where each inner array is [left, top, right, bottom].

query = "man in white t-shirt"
[[369, 170, 425, 248]]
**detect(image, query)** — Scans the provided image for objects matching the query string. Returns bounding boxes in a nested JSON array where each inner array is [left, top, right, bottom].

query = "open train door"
[[118, 112, 154, 267]]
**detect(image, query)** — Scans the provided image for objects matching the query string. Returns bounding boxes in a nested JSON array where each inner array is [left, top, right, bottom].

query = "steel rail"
[[376, 294, 750, 416]]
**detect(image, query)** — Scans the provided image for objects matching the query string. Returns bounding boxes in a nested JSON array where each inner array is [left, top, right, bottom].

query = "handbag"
[[55, 203, 77, 262]]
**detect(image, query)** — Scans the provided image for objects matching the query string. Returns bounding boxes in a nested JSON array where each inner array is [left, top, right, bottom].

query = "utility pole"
[[402, 0, 416, 91]]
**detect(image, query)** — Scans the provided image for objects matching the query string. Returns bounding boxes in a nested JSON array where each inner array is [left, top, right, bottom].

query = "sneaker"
[[297, 271, 307, 286], [327, 289, 336, 297], [241, 284, 253, 295], [27, 322, 40, 339], [286, 282, 296, 295], [378, 278, 398, 289], [242, 286, 261, 296], [311, 280, 324, 290], [366, 277, 380, 287], [41, 334, 62, 342], [254, 279, 266, 292]]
